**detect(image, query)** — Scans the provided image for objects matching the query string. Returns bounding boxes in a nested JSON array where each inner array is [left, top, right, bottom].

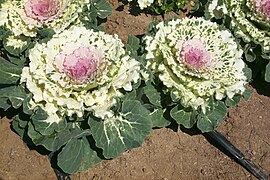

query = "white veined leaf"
[[89, 100, 152, 158]]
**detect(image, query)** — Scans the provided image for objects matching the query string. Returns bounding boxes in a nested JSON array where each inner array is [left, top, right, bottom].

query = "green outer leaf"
[[144, 83, 162, 107], [37, 28, 55, 39], [28, 122, 56, 151], [170, 105, 197, 128], [0, 86, 27, 109], [225, 94, 241, 107], [170, 88, 180, 102], [3, 36, 31, 56], [197, 101, 227, 132], [57, 137, 101, 174], [23, 94, 33, 115], [244, 50, 256, 62], [94, 0, 112, 19], [0, 97, 11, 110], [8, 55, 25, 67], [31, 107, 67, 135], [88, 5, 98, 21], [243, 66, 252, 82], [0, 57, 22, 84], [125, 35, 140, 57], [15, 115, 28, 129], [81, 4, 97, 28], [123, 90, 137, 101], [53, 126, 90, 151], [127, 35, 140, 51], [89, 100, 152, 158], [265, 62, 270, 82], [28, 120, 89, 152], [57, 138, 83, 174], [12, 117, 25, 137], [243, 87, 253, 101], [150, 108, 170, 128], [0, 26, 10, 40], [31, 107, 56, 135], [78, 137, 102, 173]]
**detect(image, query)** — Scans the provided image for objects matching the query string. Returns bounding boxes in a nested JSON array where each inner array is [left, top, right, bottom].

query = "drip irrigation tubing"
[[206, 130, 269, 180], [48, 152, 71, 180]]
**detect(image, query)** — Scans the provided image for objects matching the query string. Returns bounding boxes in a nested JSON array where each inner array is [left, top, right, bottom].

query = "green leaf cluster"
[[80, 0, 112, 30], [10, 90, 153, 174], [0, 30, 31, 111], [89, 96, 152, 159], [168, 91, 252, 132]]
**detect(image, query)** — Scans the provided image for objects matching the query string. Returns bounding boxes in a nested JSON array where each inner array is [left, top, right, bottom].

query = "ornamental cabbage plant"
[[143, 17, 251, 132], [205, 0, 270, 82], [0, 25, 152, 174], [21, 26, 143, 123], [0, 0, 112, 37], [0, 0, 112, 56]]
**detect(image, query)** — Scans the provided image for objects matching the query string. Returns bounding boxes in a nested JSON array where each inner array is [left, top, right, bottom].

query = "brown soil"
[[1, 1, 270, 179]]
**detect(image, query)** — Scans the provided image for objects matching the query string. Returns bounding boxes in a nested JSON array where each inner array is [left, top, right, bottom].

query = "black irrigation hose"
[[206, 130, 269, 180], [48, 152, 71, 180]]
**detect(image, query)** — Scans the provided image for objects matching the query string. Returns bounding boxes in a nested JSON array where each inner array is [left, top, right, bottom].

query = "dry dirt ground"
[[1, 1, 270, 179]]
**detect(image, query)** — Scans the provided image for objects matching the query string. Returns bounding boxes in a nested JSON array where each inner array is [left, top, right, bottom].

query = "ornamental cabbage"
[[0, 0, 89, 37], [20, 25, 141, 124], [144, 17, 248, 113], [205, 0, 270, 82]]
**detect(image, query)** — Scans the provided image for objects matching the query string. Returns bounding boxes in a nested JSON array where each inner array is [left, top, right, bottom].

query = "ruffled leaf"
[[170, 105, 197, 128], [3, 36, 31, 56], [37, 28, 55, 39], [244, 44, 257, 63], [8, 55, 26, 67], [243, 66, 252, 82], [0, 85, 27, 109], [0, 57, 22, 84], [94, 0, 112, 19], [150, 108, 170, 128], [225, 94, 241, 107], [57, 137, 101, 174], [125, 35, 140, 58], [28, 122, 55, 151], [197, 101, 227, 132], [0, 26, 10, 40], [22, 94, 33, 115], [143, 82, 162, 107], [89, 100, 152, 158], [28, 120, 89, 153], [12, 116, 26, 137], [242, 86, 253, 101], [0, 97, 11, 110]]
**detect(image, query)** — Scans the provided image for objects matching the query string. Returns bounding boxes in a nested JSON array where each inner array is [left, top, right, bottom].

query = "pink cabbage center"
[[24, 0, 61, 23], [262, 0, 270, 17], [180, 39, 211, 71], [254, 0, 270, 20], [55, 47, 102, 83]]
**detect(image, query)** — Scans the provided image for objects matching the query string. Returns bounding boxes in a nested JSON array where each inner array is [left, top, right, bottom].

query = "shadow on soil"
[[251, 78, 270, 97]]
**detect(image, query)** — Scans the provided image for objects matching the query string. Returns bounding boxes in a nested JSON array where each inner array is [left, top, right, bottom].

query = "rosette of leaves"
[[125, 0, 199, 14], [143, 17, 252, 132], [205, 0, 270, 82], [0, 26, 152, 174], [0, 0, 112, 56]]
